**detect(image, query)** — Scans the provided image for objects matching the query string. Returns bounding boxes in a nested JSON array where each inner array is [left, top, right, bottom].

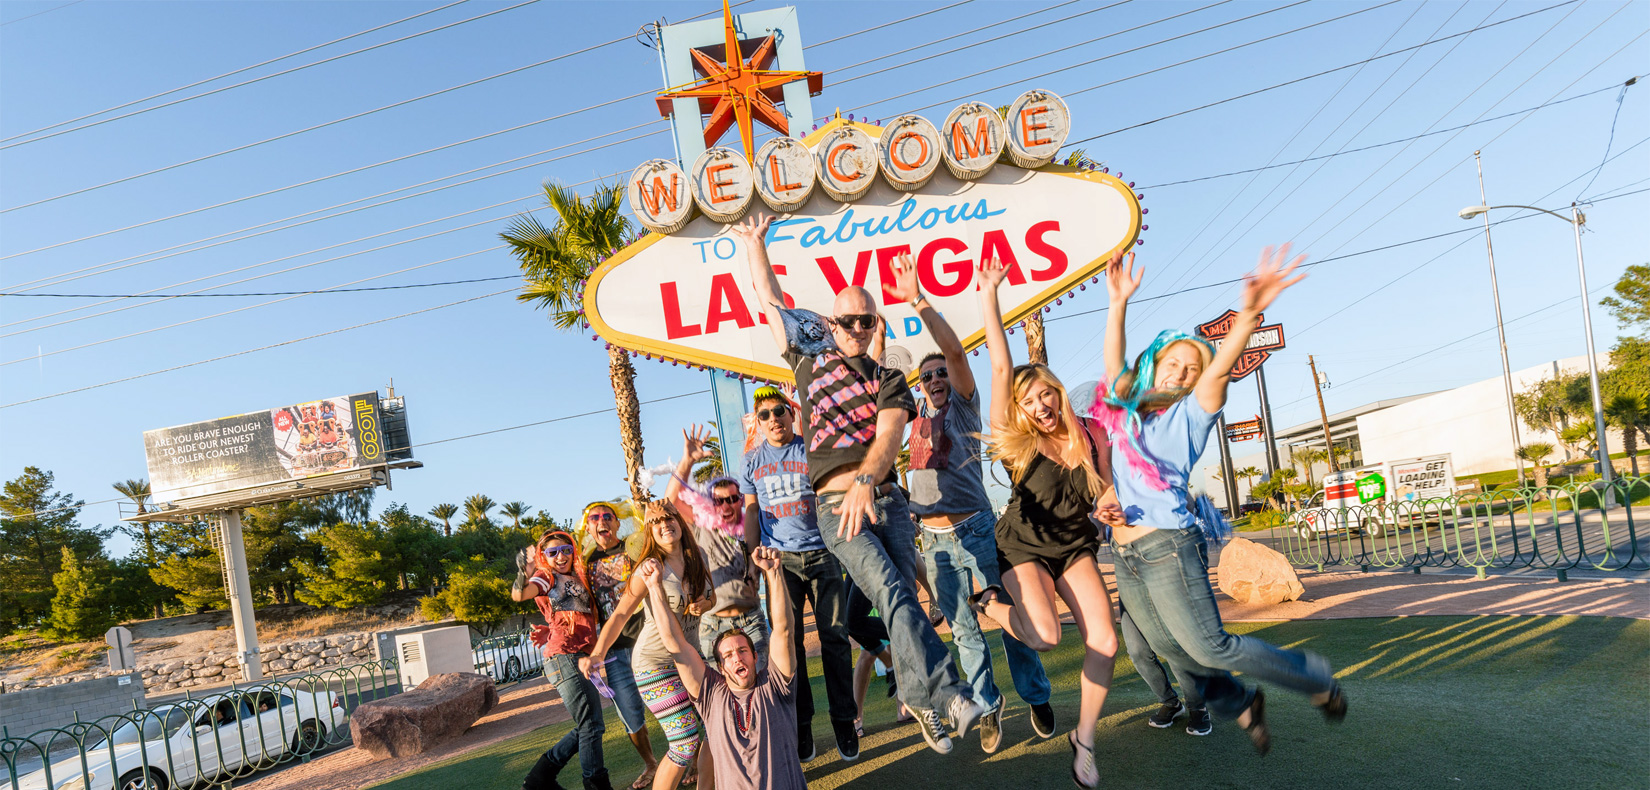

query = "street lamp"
[[1463, 153, 1526, 489], [1458, 200, 1615, 494]]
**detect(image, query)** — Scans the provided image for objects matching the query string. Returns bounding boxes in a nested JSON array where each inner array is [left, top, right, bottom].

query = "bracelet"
[[910, 295, 928, 308]]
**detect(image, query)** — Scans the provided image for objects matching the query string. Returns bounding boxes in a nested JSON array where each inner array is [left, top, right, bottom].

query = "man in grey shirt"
[[887, 261, 1055, 752]]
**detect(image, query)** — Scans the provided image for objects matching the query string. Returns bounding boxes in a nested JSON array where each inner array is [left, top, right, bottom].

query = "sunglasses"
[[713, 494, 741, 506], [831, 314, 877, 331], [920, 367, 949, 383], [756, 404, 790, 421], [587, 512, 615, 523], [541, 545, 575, 558]]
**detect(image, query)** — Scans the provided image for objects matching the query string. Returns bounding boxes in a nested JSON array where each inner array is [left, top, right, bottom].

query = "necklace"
[[728, 688, 756, 737]]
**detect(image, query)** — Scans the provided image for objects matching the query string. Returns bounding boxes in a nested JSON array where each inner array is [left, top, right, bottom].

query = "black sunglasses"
[[831, 314, 877, 331], [756, 404, 790, 421], [713, 494, 741, 506], [920, 367, 949, 383]]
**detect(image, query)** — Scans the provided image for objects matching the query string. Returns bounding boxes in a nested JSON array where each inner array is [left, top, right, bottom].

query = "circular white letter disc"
[[627, 158, 696, 235], [814, 125, 879, 203], [940, 102, 1005, 180], [1005, 90, 1071, 169], [753, 137, 817, 212], [690, 147, 755, 224], [878, 114, 941, 192]]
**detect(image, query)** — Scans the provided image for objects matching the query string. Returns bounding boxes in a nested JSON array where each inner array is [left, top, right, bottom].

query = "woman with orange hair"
[[514, 530, 609, 790], [968, 252, 1126, 789]]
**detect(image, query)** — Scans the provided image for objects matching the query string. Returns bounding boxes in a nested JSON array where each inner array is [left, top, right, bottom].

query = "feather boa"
[[672, 473, 744, 540]]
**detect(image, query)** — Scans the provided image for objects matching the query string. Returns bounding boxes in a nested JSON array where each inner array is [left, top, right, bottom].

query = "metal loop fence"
[[2, 658, 399, 790], [1271, 475, 1650, 579]]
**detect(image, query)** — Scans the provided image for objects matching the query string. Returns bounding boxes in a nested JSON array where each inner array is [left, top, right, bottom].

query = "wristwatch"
[[854, 474, 875, 487], [910, 294, 928, 308]]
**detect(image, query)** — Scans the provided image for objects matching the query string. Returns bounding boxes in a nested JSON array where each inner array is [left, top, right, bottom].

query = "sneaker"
[[927, 604, 946, 627], [832, 719, 860, 763], [1317, 683, 1348, 724], [1240, 688, 1269, 756], [946, 694, 983, 741], [1029, 702, 1056, 739], [1147, 699, 1184, 728], [1185, 707, 1212, 736], [798, 723, 816, 763], [978, 706, 1003, 754], [916, 708, 953, 755]]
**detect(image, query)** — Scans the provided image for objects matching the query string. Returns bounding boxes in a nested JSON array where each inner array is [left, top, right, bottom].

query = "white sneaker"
[[916, 708, 953, 755], [947, 694, 984, 740]]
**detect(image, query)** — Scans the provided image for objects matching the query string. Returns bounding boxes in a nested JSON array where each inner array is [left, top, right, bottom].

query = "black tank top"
[[997, 425, 1105, 535]]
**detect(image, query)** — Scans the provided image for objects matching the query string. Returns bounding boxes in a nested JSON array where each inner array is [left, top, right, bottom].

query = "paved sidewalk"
[[237, 569, 1648, 790]]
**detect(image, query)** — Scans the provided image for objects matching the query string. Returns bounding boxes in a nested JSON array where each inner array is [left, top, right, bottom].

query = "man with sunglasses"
[[740, 386, 859, 763], [736, 214, 982, 756], [581, 502, 661, 790], [885, 259, 1056, 752]]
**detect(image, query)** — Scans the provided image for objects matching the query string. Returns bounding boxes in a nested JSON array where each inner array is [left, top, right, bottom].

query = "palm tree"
[[1292, 447, 1327, 488], [429, 503, 458, 537], [500, 501, 530, 530], [463, 494, 497, 530], [1606, 394, 1648, 476], [112, 479, 164, 618], [1235, 466, 1263, 502], [1516, 443, 1555, 489], [505, 181, 649, 502]]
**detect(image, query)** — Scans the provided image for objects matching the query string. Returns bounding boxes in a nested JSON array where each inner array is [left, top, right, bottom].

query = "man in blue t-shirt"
[[741, 386, 859, 765]]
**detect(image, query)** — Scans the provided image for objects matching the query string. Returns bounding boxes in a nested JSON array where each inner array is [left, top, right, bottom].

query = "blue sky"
[[1, 0, 1644, 556]]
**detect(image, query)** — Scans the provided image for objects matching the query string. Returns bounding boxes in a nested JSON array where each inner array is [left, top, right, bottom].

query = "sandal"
[[1067, 730, 1098, 789], [1317, 682, 1348, 724], [968, 585, 1011, 616], [1240, 687, 1270, 756], [629, 771, 655, 790]]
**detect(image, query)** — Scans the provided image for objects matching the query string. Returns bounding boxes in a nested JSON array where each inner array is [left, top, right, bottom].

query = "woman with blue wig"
[[1094, 244, 1346, 757]]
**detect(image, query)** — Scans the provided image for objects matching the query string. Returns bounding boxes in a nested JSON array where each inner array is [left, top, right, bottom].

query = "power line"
[[2, 273, 517, 299], [0, 0, 82, 26], [0, 289, 518, 409], [1, 0, 477, 142]]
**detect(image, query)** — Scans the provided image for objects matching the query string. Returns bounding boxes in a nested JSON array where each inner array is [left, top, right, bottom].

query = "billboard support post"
[[1256, 365, 1280, 478], [709, 372, 748, 481], [218, 509, 263, 682], [1214, 414, 1240, 513]]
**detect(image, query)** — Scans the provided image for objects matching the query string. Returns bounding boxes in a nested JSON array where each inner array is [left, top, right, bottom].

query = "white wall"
[[1356, 355, 1618, 476]]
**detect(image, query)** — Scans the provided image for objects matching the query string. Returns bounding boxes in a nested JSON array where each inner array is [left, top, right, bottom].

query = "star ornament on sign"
[[1195, 310, 1286, 381], [655, 0, 823, 162]]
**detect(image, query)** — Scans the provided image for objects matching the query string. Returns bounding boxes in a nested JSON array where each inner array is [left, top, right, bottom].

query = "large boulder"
[[1217, 538, 1306, 606], [350, 673, 498, 759]]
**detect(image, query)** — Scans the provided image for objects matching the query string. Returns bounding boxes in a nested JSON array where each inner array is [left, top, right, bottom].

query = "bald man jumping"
[[731, 214, 982, 757]]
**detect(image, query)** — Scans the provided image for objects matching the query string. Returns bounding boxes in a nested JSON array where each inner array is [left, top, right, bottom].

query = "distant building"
[[1204, 354, 1618, 508]]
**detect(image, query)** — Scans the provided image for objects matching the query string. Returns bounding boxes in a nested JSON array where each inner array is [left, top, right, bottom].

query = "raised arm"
[[1196, 244, 1306, 413], [751, 547, 795, 681], [509, 547, 540, 602], [1103, 248, 1141, 396], [743, 495, 762, 555], [665, 425, 715, 514], [732, 214, 786, 351], [581, 571, 646, 680], [638, 559, 707, 697], [888, 253, 975, 399], [976, 254, 1014, 430]]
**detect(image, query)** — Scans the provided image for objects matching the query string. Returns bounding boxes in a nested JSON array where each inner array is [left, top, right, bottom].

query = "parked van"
[[1290, 454, 1457, 538]]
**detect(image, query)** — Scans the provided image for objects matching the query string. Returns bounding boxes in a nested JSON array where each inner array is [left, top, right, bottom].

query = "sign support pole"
[[1214, 414, 1240, 513], [709, 373, 749, 480], [218, 509, 264, 682], [1256, 365, 1280, 478]]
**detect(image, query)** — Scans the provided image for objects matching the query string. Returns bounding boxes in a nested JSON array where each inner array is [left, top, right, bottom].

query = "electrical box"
[[394, 625, 473, 688]]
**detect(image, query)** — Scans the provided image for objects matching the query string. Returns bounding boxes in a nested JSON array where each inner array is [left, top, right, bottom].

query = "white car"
[[11, 685, 339, 790], [473, 632, 544, 683], [1288, 506, 1383, 538]]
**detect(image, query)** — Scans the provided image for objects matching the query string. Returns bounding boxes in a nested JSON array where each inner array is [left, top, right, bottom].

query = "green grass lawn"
[[370, 616, 1648, 790]]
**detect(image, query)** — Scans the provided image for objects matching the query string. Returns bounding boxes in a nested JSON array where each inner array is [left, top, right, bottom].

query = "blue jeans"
[[698, 607, 769, 671], [544, 653, 606, 779], [920, 510, 1051, 710], [818, 486, 971, 712], [603, 646, 648, 735], [1109, 528, 1334, 720], [1119, 603, 1204, 708]]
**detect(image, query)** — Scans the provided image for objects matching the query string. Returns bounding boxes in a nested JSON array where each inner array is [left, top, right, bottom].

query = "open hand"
[[885, 253, 924, 303], [1243, 243, 1307, 314], [682, 424, 715, 462], [732, 213, 775, 244], [977, 252, 1008, 290], [1105, 247, 1141, 303], [832, 484, 877, 541]]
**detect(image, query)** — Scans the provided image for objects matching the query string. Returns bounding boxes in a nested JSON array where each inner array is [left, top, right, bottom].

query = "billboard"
[[1195, 310, 1285, 381], [588, 127, 1140, 382], [144, 393, 387, 505]]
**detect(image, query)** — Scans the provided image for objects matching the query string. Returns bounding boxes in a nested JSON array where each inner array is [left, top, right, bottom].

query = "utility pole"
[[1309, 355, 1339, 473], [1473, 151, 1528, 488]]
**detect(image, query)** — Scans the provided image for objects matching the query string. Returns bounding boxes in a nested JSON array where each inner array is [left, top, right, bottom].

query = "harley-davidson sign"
[[1196, 310, 1285, 381], [585, 118, 1140, 382]]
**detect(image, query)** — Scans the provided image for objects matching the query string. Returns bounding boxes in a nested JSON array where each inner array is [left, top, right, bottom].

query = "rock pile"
[[2, 632, 381, 695]]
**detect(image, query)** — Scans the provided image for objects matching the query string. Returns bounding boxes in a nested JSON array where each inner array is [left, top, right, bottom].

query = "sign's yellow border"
[[583, 119, 1143, 385]]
